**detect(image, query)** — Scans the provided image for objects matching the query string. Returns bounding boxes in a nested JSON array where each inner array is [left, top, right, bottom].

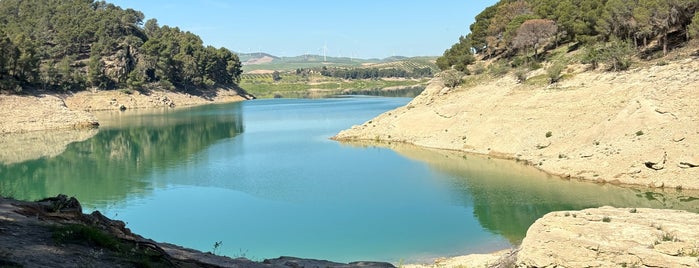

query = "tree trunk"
[[663, 31, 668, 55]]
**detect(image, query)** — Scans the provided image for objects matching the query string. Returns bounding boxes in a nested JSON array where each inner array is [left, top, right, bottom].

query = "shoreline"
[[4, 194, 696, 267], [333, 58, 699, 190], [0, 87, 253, 135]]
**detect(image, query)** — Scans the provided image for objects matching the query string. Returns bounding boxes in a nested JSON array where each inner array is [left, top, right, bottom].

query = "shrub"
[[514, 69, 528, 83], [441, 69, 464, 88], [545, 131, 552, 138], [488, 62, 510, 77], [472, 62, 486, 75], [636, 130, 644, 136], [602, 216, 611, 223], [547, 62, 566, 84]]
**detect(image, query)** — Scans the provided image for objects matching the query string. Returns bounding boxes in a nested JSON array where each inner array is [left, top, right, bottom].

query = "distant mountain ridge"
[[238, 52, 438, 72]]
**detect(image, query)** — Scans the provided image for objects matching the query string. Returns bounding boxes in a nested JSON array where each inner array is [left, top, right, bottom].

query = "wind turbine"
[[323, 42, 328, 62]]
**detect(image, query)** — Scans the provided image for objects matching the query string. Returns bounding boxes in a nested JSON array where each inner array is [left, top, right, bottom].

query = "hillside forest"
[[0, 0, 243, 93], [438, 0, 699, 73]]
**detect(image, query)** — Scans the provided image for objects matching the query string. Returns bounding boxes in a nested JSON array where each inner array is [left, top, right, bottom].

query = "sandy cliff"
[[334, 58, 699, 190]]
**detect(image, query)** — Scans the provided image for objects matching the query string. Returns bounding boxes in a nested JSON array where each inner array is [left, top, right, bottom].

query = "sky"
[[110, 0, 498, 59]]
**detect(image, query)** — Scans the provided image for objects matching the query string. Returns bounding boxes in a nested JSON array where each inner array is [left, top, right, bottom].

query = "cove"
[[1, 96, 698, 264]]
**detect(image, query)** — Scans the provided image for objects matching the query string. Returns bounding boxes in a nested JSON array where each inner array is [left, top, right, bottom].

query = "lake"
[[1, 96, 698, 264]]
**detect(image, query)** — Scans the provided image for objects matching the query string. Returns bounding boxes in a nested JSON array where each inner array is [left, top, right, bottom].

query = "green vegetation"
[[441, 70, 464, 88], [239, 58, 436, 98], [602, 216, 612, 222], [0, 0, 242, 93], [240, 71, 428, 99], [53, 224, 120, 250], [438, 0, 699, 75], [636, 130, 645, 136], [545, 131, 553, 138], [52, 223, 176, 266]]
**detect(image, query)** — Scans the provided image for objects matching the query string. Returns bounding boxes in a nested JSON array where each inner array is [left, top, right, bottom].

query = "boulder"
[[516, 207, 699, 268]]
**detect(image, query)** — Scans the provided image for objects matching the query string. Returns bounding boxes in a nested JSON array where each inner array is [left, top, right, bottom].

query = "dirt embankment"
[[334, 58, 699, 190], [0, 94, 99, 134], [63, 87, 254, 112]]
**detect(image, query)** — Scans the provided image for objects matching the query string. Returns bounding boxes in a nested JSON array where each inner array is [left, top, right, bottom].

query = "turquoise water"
[[1, 97, 698, 263]]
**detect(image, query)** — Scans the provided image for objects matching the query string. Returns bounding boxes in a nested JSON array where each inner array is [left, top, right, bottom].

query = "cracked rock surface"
[[516, 207, 699, 268]]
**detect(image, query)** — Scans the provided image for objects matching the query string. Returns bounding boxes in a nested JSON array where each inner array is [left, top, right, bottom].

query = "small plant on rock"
[[212, 241, 223, 255]]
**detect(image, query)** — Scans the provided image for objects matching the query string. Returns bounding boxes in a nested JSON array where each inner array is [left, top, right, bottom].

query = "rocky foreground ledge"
[[0, 195, 392, 268], [2, 195, 698, 267], [410, 207, 699, 268]]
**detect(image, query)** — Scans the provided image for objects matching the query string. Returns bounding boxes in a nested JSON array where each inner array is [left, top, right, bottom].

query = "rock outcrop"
[[0, 195, 396, 268], [517, 207, 699, 267], [334, 58, 699, 190], [408, 207, 699, 268]]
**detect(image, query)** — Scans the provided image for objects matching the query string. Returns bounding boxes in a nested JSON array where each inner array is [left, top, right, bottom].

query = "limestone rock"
[[516, 207, 699, 268], [678, 155, 699, 169], [644, 151, 667, 171]]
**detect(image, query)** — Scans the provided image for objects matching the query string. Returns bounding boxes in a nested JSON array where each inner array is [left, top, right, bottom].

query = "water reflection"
[[0, 128, 98, 165], [350, 142, 699, 244], [0, 103, 244, 205]]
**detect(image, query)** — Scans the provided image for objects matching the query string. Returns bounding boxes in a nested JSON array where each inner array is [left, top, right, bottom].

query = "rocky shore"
[[2, 195, 697, 267], [333, 58, 699, 190], [0, 87, 253, 134], [408, 207, 699, 268], [0, 195, 394, 268]]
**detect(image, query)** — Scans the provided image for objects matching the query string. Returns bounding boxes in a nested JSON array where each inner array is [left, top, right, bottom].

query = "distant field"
[[240, 73, 429, 99], [238, 54, 437, 98], [239, 52, 437, 72]]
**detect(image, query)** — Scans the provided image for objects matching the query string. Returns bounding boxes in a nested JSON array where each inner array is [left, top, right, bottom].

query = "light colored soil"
[[63, 87, 252, 112], [334, 58, 699, 190], [0, 94, 98, 134], [243, 56, 275, 65], [245, 69, 275, 74]]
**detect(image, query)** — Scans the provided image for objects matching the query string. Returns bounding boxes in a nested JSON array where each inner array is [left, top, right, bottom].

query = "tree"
[[690, 12, 699, 40], [598, 0, 639, 41], [513, 19, 558, 59], [272, 71, 282, 81], [436, 35, 475, 72]]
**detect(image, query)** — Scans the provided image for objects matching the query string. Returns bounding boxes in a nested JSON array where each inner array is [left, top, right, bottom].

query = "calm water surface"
[[1, 96, 698, 263]]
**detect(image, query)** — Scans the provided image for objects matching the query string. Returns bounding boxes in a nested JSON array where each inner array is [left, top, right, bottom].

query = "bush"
[[441, 69, 464, 88], [547, 62, 566, 84], [583, 38, 633, 72], [514, 69, 528, 83], [488, 62, 510, 77], [471, 62, 486, 75]]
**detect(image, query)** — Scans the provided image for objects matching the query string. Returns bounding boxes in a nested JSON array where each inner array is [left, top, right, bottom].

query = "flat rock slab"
[[517, 207, 699, 267]]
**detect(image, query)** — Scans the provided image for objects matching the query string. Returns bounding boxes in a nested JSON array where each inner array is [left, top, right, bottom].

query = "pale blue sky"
[[110, 0, 498, 59]]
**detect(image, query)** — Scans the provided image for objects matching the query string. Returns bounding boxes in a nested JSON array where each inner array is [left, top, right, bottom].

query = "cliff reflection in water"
[[384, 143, 699, 244], [0, 103, 244, 206]]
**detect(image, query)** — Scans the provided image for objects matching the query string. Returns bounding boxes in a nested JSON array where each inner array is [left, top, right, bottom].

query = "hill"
[[239, 52, 437, 72], [0, 0, 243, 93], [334, 47, 699, 190]]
